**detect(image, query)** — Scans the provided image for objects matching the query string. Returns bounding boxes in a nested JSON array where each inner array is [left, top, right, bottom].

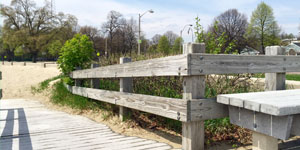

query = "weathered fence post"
[[182, 43, 206, 150], [75, 67, 83, 86], [265, 46, 286, 91], [90, 64, 100, 89], [119, 57, 132, 121], [252, 46, 286, 150]]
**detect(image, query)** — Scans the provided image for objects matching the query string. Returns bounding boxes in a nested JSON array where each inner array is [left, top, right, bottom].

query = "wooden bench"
[[217, 89, 300, 150]]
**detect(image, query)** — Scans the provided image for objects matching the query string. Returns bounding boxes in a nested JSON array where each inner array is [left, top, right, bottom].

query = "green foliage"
[[14, 46, 24, 57], [57, 34, 94, 75], [195, 17, 205, 43], [157, 35, 170, 55], [195, 20, 237, 54], [247, 2, 280, 53], [48, 40, 63, 57], [171, 37, 183, 54], [255, 74, 300, 82], [0, 0, 78, 62], [286, 74, 300, 81], [31, 75, 64, 94], [51, 80, 116, 113]]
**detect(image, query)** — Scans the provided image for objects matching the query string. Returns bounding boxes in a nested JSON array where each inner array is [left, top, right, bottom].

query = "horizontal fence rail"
[[71, 54, 300, 79], [71, 54, 188, 79], [190, 54, 300, 75], [64, 84, 227, 122], [67, 44, 300, 150]]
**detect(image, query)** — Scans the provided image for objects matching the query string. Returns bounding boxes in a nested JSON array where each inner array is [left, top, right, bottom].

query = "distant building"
[[240, 46, 260, 55], [284, 41, 300, 56]]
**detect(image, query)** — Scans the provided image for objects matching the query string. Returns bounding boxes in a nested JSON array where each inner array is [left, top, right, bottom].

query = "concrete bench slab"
[[217, 89, 300, 116]]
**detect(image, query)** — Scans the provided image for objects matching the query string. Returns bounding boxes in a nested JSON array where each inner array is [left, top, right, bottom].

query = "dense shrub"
[[58, 34, 94, 75]]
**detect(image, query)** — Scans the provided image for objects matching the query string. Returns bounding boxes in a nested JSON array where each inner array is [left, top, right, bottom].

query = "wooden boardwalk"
[[0, 99, 173, 150]]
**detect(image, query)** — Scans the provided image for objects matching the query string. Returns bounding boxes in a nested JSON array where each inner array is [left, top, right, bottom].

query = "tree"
[[164, 31, 179, 45], [151, 34, 162, 45], [14, 46, 24, 57], [209, 9, 248, 53], [247, 2, 280, 54], [0, 0, 78, 62], [57, 34, 94, 75], [102, 10, 123, 56], [80, 25, 106, 58], [195, 18, 237, 54], [48, 40, 62, 58], [171, 37, 183, 54], [157, 35, 170, 55]]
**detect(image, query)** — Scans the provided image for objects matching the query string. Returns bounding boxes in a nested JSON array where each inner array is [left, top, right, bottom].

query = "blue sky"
[[1, 0, 299, 42]]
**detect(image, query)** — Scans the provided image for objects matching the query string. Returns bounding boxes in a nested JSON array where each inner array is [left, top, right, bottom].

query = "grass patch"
[[31, 75, 64, 93], [286, 74, 300, 81], [254, 73, 300, 81], [51, 80, 117, 118]]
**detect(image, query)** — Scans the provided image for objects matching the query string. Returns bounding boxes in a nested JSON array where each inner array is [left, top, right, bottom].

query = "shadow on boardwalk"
[[0, 108, 33, 150]]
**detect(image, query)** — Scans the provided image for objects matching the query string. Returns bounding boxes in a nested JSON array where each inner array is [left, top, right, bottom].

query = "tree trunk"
[[32, 52, 38, 63]]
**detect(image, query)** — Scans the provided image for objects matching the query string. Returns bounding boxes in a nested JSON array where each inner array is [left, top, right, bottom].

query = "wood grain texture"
[[65, 84, 188, 122], [189, 54, 300, 75], [71, 54, 188, 79], [64, 84, 225, 122], [190, 99, 228, 121], [182, 43, 205, 150]]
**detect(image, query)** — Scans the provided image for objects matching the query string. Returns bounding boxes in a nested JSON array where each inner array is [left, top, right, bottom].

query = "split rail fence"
[[66, 43, 300, 150]]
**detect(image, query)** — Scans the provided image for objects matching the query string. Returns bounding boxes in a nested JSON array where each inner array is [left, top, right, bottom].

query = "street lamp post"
[[180, 24, 193, 52], [138, 9, 154, 55]]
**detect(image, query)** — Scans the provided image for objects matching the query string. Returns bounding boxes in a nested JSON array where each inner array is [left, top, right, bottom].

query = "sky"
[[0, 0, 300, 42]]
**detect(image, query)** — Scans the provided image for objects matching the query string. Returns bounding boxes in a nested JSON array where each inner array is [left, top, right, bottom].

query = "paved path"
[[0, 99, 173, 150]]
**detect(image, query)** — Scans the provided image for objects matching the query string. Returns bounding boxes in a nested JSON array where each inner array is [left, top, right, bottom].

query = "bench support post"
[[253, 132, 278, 150], [119, 57, 132, 121], [182, 43, 205, 150]]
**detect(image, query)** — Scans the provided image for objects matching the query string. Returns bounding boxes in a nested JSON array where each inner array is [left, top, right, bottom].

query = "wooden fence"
[[1, 61, 57, 68], [66, 43, 300, 150]]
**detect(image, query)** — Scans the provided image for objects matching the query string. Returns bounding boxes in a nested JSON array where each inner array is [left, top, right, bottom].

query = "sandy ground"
[[2, 64, 300, 149], [0, 65, 60, 99]]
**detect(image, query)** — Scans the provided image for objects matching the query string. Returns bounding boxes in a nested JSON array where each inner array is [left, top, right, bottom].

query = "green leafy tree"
[[14, 46, 24, 57], [247, 2, 280, 54], [157, 35, 170, 55], [48, 40, 63, 58], [58, 34, 94, 75], [195, 20, 237, 54], [0, 0, 77, 62], [171, 37, 183, 54]]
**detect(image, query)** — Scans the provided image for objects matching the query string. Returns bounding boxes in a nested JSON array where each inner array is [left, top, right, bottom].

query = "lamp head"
[[149, 9, 154, 13]]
